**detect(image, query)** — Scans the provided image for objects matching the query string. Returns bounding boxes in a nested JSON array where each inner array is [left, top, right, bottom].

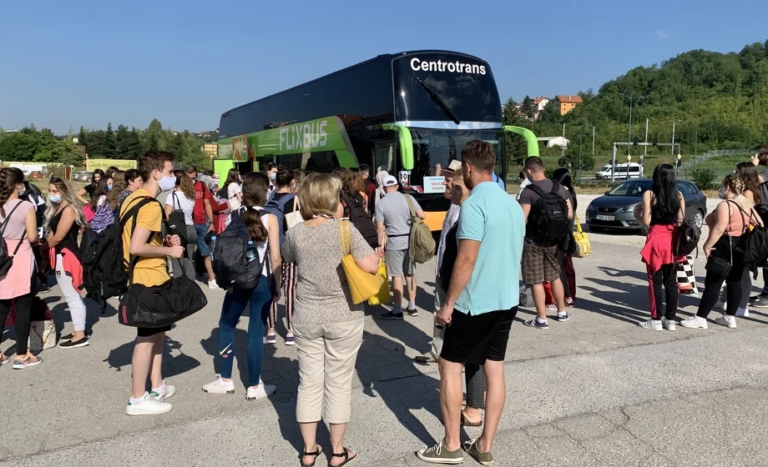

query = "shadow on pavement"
[[102, 332, 201, 383]]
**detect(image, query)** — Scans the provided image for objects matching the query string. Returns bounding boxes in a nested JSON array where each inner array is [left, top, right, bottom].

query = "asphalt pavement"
[[1, 194, 766, 467]]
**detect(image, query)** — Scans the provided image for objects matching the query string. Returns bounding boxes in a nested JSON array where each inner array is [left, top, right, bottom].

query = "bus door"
[[374, 140, 395, 174]]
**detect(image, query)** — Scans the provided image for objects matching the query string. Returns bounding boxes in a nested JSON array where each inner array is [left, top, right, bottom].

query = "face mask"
[[107, 184, 113, 191], [18, 188, 26, 196], [159, 176, 177, 192], [49, 195, 61, 204], [270, 172, 277, 181]]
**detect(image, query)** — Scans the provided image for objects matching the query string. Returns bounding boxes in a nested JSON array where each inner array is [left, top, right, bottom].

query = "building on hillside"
[[537, 136, 570, 149], [533, 96, 550, 120], [555, 95, 583, 115], [203, 143, 218, 158]]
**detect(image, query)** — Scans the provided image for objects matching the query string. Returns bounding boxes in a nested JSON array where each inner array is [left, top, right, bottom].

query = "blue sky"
[[1, 0, 766, 134]]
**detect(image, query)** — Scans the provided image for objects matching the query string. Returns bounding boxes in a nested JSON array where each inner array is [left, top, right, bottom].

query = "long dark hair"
[[651, 164, 680, 221], [89, 177, 111, 210], [736, 162, 761, 205], [90, 169, 105, 186], [241, 172, 269, 243], [0, 167, 24, 217], [551, 168, 577, 211], [224, 169, 241, 187]]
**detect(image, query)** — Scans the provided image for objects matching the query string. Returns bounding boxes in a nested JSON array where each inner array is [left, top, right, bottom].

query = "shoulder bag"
[[338, 220, 383, 305], [285, 195, 304, 229]]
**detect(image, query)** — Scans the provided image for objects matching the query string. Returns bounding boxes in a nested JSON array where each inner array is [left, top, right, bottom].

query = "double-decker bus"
[[215, 50, 538, 230]]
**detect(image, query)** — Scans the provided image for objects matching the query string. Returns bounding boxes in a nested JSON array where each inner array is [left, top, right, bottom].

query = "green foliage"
[[517, 39, 768, 164], [692, 168, 717, 190], [103, 122, 116, 158], [0, 127, 83, 166], [502, 97, 530, 168]]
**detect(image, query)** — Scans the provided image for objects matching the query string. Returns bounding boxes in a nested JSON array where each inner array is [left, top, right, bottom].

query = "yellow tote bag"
[[339, 220, 384, 305], [573, 215, 592, 258], [368, 260, 391, 306]]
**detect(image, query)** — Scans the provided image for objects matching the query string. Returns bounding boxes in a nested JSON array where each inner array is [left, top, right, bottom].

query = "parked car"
[[29, 171, 43, 179], [586, 179, 707, 234], [595, 163, 643, 180]]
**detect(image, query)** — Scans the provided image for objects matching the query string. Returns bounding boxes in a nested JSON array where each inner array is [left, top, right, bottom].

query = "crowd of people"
[[1, 141, 768, 465]]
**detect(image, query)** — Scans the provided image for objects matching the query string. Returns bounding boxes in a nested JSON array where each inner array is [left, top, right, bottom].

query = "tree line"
[[0, 119, 212, 170], [503, 38, 768, 171]]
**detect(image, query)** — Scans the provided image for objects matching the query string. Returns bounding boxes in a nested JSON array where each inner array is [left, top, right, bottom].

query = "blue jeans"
[[195, 223, 211, 257], [217, 278, 272, 387]]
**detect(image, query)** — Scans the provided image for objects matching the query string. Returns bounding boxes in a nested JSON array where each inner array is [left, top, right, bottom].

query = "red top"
[[192, 181, 213, 225]]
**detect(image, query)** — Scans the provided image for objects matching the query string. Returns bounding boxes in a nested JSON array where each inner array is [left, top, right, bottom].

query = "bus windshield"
[[409, 129, 503, 188]]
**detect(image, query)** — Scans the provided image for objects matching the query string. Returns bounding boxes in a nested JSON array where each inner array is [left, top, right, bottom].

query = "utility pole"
[[671, 122, 676, 158], [611, 143, 617, 182], [592, 126, 595, 156], [643, 118, 649, 162], [561, 122, 566, 158], [620, 91, 645, 157]]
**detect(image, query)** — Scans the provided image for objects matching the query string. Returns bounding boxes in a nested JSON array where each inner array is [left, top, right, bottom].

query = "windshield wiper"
[[415, 77, 460, 125]]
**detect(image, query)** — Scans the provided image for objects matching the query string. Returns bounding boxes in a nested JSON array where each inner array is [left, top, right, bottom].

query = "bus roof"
[[220, 50, 488, 118]]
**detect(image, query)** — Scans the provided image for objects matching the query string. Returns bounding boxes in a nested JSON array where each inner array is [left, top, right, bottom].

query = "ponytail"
[[0, 168, 24, 218], [242, 208, 268, 243]]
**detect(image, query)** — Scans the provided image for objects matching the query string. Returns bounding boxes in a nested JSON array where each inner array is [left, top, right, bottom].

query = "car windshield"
[[607, 180, 652, 197]]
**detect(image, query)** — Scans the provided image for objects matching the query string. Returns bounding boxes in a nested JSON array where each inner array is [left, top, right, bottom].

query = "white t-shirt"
[[165, 191, 195, 226], [228, 182, 242, 211], [251, 207, 271, 277]]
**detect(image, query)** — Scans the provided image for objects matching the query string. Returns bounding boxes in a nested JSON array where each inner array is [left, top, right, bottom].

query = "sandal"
[[329, 447, 356, 467], [461, 411, 483, 427], [300, 445, 322, 467], [0, 354, 8, 366]]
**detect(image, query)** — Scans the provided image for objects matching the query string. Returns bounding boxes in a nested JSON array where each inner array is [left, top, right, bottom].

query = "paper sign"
[[423, 176, 446, 194]]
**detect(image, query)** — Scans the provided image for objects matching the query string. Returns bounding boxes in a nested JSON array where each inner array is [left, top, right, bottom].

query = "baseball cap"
[[447, 160, 462, 172], [382, 175, 398, 187]]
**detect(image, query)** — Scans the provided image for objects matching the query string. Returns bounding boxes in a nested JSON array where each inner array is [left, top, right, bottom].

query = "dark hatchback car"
[[586, 179, 707, 233]]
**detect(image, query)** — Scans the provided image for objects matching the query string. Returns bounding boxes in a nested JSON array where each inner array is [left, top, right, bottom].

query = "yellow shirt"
[[119, 188, 170, 287]]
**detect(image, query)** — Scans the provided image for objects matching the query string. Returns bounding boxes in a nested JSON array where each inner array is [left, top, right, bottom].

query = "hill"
[[505, 39, 768, 174]]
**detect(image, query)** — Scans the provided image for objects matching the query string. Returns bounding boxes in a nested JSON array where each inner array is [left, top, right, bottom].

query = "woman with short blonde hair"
[[283, 172, 378, 467]]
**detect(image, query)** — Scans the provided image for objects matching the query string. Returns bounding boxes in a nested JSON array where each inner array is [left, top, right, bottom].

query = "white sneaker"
[[662, 318, 676, 331], [638, 319, 662, 331], [150, 381, 176, 401], [203, 375, 236, 394], [714, 314, 737, 329], [246, 382, 276, 401], [208, 280, 220, 290], [680, 316, 708, 329], [735, 306, 750, 318], [126, 392, 172, 416]]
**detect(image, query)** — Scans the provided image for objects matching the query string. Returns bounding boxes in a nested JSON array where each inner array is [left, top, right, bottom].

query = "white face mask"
[[159, 175, 177, 192]]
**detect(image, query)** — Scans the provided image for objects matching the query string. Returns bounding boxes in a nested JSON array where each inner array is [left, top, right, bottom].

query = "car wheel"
[[693, 210, 704, 229]]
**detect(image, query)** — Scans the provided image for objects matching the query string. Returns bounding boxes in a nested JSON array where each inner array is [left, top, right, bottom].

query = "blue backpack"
[[263, 193, 294, 247]]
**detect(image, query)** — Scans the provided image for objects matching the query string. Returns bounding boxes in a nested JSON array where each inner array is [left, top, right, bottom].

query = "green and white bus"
[[216, 50, 538, 230]]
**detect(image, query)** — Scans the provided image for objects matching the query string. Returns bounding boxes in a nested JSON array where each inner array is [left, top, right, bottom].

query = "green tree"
[[116, 124, 130, 159], [502, 97, 530, 168], [103, 122, 116, 158], [127, 127, 143, 158], [521, 95, 535, 119], [144, 118, 163, 151], [77, 126, 88, 147], [86, 130, 107, 158]]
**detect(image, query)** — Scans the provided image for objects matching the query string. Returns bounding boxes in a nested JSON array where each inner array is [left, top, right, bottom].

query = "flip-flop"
[[328, 447, 356, 467], [300, 445, 322, 467]]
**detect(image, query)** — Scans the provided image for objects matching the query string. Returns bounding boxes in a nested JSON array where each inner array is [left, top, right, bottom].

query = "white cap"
[[382, 175, 398, 187], [447, 160, 462, 172]]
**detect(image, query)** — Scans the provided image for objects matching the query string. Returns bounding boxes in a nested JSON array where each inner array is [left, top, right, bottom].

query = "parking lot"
[[1, 194, 766, 467]]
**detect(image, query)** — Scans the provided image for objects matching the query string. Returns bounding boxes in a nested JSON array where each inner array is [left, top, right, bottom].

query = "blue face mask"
[[107, 184, 113, 191], [49, 195, 61, 204]]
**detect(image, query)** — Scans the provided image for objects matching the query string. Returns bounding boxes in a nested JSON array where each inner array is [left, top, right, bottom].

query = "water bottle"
[[210, 236, 217, 262], [246, 240, 257, 263]]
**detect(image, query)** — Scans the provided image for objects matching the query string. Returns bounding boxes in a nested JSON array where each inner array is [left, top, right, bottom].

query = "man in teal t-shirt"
[[416, 140, 524, 466]]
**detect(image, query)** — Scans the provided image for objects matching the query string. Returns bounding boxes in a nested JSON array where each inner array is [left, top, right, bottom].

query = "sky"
[[1, 0, 767, 134]]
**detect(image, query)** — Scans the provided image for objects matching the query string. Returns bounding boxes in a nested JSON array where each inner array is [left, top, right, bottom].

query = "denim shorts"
[[195, 223, 211, 257]]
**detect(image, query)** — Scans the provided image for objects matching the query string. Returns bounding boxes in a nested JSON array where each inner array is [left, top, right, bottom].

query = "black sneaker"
[[380, 311, 404, 321], [752, 295, 768, 308], [60, 333, 74, 342], [59, 337, 89, 349]]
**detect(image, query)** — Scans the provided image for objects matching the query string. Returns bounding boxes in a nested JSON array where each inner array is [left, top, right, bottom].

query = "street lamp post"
[[619, 91, 645, 157]]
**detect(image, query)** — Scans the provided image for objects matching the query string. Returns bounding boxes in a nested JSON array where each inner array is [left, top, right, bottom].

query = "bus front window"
[[408, 129, 503, 188]]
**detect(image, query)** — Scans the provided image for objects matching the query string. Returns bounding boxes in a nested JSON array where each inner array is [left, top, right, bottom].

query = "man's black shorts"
[[440, 307, 517, 366]]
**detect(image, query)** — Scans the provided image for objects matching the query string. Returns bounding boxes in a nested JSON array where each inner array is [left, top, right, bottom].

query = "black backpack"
[[213, 211, 268, 290], [341, 192, 378, 248], [732, 203, 768, 268], [527, 181, 570, 246], [675, 219, 701, 257], [0, 202, 25, 276], [81, 197, 156, 311]]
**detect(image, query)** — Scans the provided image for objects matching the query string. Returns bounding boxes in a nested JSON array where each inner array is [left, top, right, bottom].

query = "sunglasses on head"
[[49, 177, 62, 183]]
